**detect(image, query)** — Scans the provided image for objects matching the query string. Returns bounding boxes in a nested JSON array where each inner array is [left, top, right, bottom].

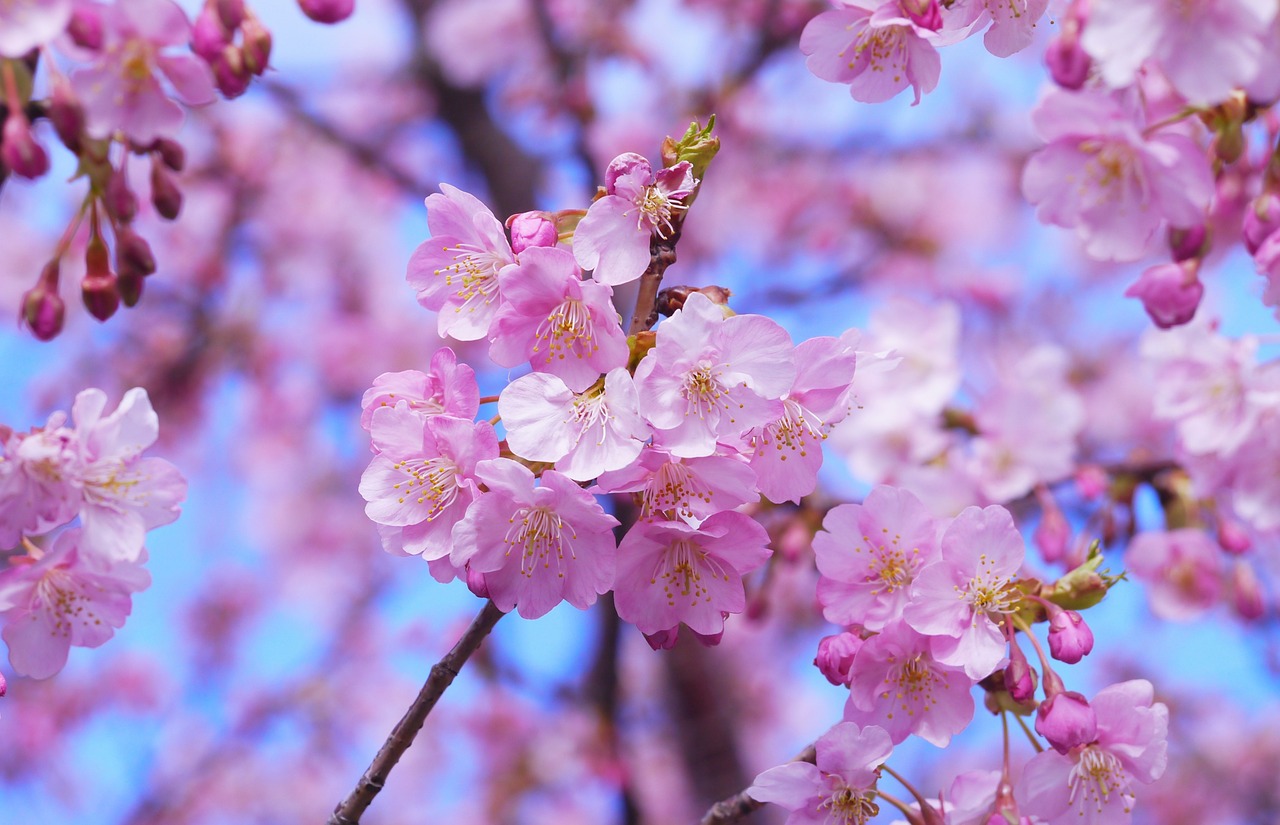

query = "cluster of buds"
[[191, 0, 272, 98]]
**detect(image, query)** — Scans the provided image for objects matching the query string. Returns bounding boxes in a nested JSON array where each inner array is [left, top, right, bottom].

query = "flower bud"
[[1047, 609, 1093, 664], [0, 669, 6, 697], [1231, 560, 1265, 621], [1124, 261, 1202, 329], [191, 4, 232, 61], [105, 171, 139, 223], [117, 269, 144, 307], [1045, 35, 1091, 90], [1243, 194, 1280, 255], [1004, 641, 1038, 704], [21, 262, 66, 341], [242, 14, 272, 76], [814, 632, 863, 686], [152, 138, 186, 172], [49, 74, 86, 155], [150, 160, 183, 220], [68, 4, 105, 50], [216, 0, 246, 29], [82, 238, 119, 321], [298, 0, 355, 24], [1168, 224, 1208, 262], [1, 112, 50, 179], [1217, 516, 1251, 555], [211, 47, 252, 98], [1035, 690, 1097, 754], [117, 227, 156, 279], [1034, 504, 1069, 565], [464, 567, 489, 600], [507, 211, 558, 253]]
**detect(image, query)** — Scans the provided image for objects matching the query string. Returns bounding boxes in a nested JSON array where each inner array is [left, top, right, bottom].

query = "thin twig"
[[327, 599, 506, 824], [698, 744, 816, 825]]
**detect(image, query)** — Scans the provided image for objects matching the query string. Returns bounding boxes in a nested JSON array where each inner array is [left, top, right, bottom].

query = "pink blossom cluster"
[[0, 388, 186, 679]]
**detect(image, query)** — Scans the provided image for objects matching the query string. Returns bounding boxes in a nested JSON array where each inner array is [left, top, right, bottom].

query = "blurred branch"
[[327, 599, 506, 825], [698, 743, 816, 825]]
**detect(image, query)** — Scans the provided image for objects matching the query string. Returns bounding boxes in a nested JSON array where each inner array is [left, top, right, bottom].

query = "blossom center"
[[34, 568, 100, 638], [956, 553, 1019, 615], [634, 186, 686, 238], [390, 455, 460, 520], [533, 298, 597, 364], [504, 505, 575, 577], [434, 243, 503, 314], [643, 461, 712, 520], [682, 364, 733, 420], [751, 399, 825, 461], [818, 782, 880, 825], [650, 538, 728, 607], [1067, 747, 1133, 815]]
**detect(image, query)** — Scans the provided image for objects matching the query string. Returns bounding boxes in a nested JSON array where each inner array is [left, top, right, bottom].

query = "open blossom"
[[1017, 680, 1168, 824], [499, 368, 649, 482], [489, 246, 629, 392], [815, 485, 941, 632], [1124, 529, 1222, 621], [572, 153, 696, 286], [957, 0, 1051, 58], [1022, 88, 1214, 262], [70, 0, 216, 143], [451, 459, 619, 619], [0, 0, 71, 57], [1082, 0, 1276, 105], [595, 445, 758, 523], [0, 529, 150, 679], [613, 510, 771, 638], [406, 184, 517, 340], [0, 414, 80, 548], [634, 292, 795, 458], [844, 620, 975, 747], [748, 722, 892, 825], [904, 504, 1025, 680], [359, 406, 498, 561], [359, 348, 479, 432], [799, 0, 943, 105]]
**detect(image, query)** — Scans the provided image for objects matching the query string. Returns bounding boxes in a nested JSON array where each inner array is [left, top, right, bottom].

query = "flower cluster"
[[0, 388, 186, 678]]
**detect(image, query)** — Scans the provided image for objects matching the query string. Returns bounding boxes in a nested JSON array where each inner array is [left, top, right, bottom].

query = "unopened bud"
[[1047, 609, 1094, 664], [212, 48, 252, 99], [1034, 504, 1070, 565], [105, 171, 139, 223], [464, 567, 489, 600], [1124, 260, 1202, 329], [507, 211, 557, 253], [660, 116, 719, 183], [298, 0, 355, 24], [1217, 517, 1252, 555], [2, 112, 50, 179], [152, 138, 186, 172], [117, 228, 156, 279], [116, 269, 144, 307], [67, 5, 104, 50], [656, 284, 733, 317], [1045, 36, 1090, 90], [1231, 560, 1265, 621], [191, 4, 232, 61], [1035, 690, 1097, 754], [1168, 224, 1209, 262], [1004, 641, 1038, 704], [216, 0, 246, 29], [83, 238, 119, 321], [21, 262, 65, 341], [1243, 194, 1280, 255], [49, 74, 86, 155], [150, 160, 183, 220], [814, 632, 863, 686], [242, 14, 272, 76]]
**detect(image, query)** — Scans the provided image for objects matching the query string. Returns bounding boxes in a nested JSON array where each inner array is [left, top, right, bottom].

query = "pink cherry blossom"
[[0, 529, 150, 679], [488, 246, 629, 392], [814, 485, 941, 632], [1082, 0, 1276, 105], [1124, 262, 1204, 329], [359, 348, 479, 432], [800, 0, 943, 105], [70, 0, 216, 144], [405, 184, 517, 341], [359, 407, 498, 561], [572, 153, 696, 286], [1017, 680, 1168, 825], [748, 721, 892, 825], [594, 445, 758, 523], [499, 368, 649, 482], [963, 0, 1051, 58], [612, 510, 770, 638], [0, 0, 71, 58], [451, 459, 619, 619], [904, 504, 1025, 680], [1022, 88, 1214, 262], [815, 631, 864, 687], [1124, 529, 1222, 621], [844, 620, 975, 747], [633, 292, 795, 458], [0, 414, 80, 548]]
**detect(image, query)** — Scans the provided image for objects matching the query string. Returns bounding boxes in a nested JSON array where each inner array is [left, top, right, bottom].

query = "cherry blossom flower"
[[406, 184, 517, 341], [1082, 0, 1276, 105], [489, 246, 629, 392], [633, 292, 795, 458], [0, 0, 71, 58], [451, 459, 619, 619], [0, 414, 80, 548], [815, 631, 864, 686], [0, 529, 150, 679], [844, 620, 975, 746], [1022, 88, 1214, 262], [961, 0, 1051, 58], [904, 504, 1025, 680], [595, 445, 758, 523], [612, 510, 770, 638], [70, 0, 216, 144], [1124, 262, 1204, 329], [1124, 529, 1222, 621], [748, 721, 892, 825], [1016, 680, 1168, 824], [359, 406, 498, 562], [572, 153, 696, 286], [814, 485, 941, 632], [800, 0, 943, 105], [359, 348, 479, 432], [499, 368, 649, 482]]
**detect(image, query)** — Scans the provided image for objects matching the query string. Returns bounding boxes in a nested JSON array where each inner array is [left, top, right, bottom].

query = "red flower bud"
[[83, 238, 119, 321], [68, 4, 105, 50], [2, 112, 50, 179], [117, 228, 157, 279], [49, 74, 86, 155], [21, 262, 65, 341], [105, 171, 139, 223], [150, 160, 184, 220], [298, 0, 355, 24]]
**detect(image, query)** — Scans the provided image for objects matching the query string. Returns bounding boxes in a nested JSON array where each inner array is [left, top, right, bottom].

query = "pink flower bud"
[[0, 670, 6, 697], [1217, 517, 1252, 555], [117, 228, 156, 279], [21, 262, 65, 341], [298, 0, 355, 24], [105, 171, 138, 223], [464, 567, 490, 600], [1231, 560, 1265, 622], [1168, 224, 1208, 262], [1045, 35, 1091, 90], [211, 48, 253, 99], [150, 161, 184, 220], [192, 4, 232, 61], [814, 632, 863, 686], [216, 0, 246, 29], [1035, 690, 1097, 755], [1004, 640, 1038, 703], [1244, 196, 1280, 255], [507, 211, 558, 253], [242, 15, 272, 76], [1047, 609, 1094, 664], [82, 239, 119, 322], [49, 74, 85, 155], [2, 113, 50, 179], [1034, 505, 1070, 565], [117, 269, 144, 307], [1124, 261, 1203, 329], [67, 4, 104, 50]]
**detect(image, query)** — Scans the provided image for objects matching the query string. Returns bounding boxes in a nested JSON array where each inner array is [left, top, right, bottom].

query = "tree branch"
[[697, 743, 816, 825], [327, 599, 506, 824]]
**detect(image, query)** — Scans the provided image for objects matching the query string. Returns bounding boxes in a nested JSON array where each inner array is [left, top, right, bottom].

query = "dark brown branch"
[[698, 744, 816, 825], [327, 599, 506, 824]]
